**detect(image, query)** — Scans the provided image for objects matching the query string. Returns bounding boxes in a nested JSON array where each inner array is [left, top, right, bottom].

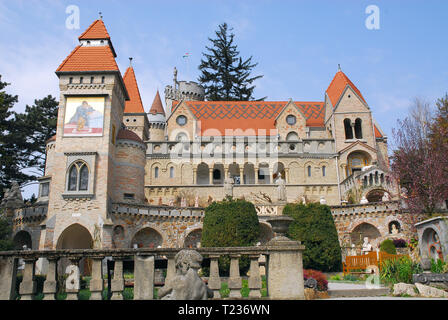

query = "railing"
[[0, 242, 305, 300], [342, 251, 409, 275]]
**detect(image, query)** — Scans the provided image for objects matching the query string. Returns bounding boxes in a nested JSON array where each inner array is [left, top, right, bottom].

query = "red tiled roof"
[[79, 19, 110, 40], [117, 128, 143, 143], [326, 71, 366, 108], [149, 90, 165, 115], [374, 125, 383, 138], [123, 67, 145, 113], [181, 101, 325, 136], [56, 45, 119, 72]]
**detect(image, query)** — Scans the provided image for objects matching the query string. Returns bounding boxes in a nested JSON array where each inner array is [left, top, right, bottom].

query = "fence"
[[0, 241, 305, 300], [342, 251, 409, 275]]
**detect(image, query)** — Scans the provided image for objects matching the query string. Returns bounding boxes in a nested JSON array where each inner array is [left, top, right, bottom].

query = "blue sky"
[[1, 0, 447, 197]]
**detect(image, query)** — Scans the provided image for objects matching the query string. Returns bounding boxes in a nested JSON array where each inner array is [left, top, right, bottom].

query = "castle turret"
[[148, 90, 167, 141], [123, 61, 149, 141]]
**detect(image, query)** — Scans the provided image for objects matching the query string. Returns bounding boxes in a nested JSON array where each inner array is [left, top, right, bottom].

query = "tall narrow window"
[[307, 166, 312, 177], [322, 166, 326, 177], [80, 77, 83, 84], [154, 167, 159, 178], [354, 118, 363, 139], [169, 167, 174, 178], [344, 119, 353, 139], [101, 76, 105, 84], [67, 161, 89, 191], [69, 77, 73, 84], [90, 76, 94, 84]]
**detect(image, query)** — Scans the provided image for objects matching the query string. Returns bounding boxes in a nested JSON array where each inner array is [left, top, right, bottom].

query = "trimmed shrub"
[[303, 269, 328, 291], [202, 197, 260, 275], [380, 239, 397, 254], [283, 203, 342, 272]]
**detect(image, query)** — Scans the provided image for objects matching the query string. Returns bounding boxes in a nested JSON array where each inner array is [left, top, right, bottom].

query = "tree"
[[283, 203, 342, 272], [0, 215, 13, 251], [198, 23, 265, 101], [201, 197, 260, 275], [391, 97, 448, 215]]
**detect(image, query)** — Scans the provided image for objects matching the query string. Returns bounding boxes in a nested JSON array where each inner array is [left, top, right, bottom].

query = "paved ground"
[[328, 282, 376, 290]]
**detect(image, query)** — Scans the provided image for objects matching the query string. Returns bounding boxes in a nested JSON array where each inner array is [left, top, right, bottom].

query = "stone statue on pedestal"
[[319, 196, 327, 205], [276, 176, 286, 202], [382, 192, 390, 202], [361, 237, 372, 255], [158, 249, 213, 300], [224, 176, 234, 197], [360, 196, 369, 204]]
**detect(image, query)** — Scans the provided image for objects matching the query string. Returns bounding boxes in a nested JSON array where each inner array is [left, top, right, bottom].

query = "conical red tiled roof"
[[79, 19, 110, 40], [149, 90, 165, 115], [326, 71, 366, 108], [123, 67, 145, 113]]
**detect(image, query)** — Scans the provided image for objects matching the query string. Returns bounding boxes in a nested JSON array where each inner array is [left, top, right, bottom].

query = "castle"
[[8, 19, 414, 264]]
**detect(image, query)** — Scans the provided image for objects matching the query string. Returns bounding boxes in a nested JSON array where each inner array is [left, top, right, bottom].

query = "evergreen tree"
[[198, 23, 265, 101]]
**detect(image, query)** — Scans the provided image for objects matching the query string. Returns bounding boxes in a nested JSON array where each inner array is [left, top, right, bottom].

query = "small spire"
[[338, 64, 341, 72], [129, 57, 133, 67], [99, 12, 103, 20]]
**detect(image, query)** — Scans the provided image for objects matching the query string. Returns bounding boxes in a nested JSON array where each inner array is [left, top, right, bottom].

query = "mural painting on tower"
[[64, 97, 105, 136]]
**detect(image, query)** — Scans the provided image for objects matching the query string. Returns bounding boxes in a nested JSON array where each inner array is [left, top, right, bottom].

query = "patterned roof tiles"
[[123, 67, 145, 113], [56, 45, 119, 72], [326, 71, 366, 108], [78, 19, 111, 40]]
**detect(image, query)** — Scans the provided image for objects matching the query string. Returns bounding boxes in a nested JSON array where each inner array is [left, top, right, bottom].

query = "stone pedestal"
[[133, 255, 154, 300], [89, 256, 104, 300], [208, 255, 221, 299], [228, 254, 242, 298], [110, 258, 124, 300], [0, 257, 17, 300], [43, 257, 59, 300], [19, 257, 37, 300]]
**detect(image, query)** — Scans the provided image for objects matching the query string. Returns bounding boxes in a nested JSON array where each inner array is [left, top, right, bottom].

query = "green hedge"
[[283, 202, 342, 272], [201, 197, 260, 275], [380, 239, 397, 254]]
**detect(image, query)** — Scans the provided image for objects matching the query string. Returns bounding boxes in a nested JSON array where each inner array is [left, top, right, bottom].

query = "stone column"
[[239, 168, 243, 185], [209, 168, 214, 185], [248, 254, 262, 298], [193, 168, 197, 184], [43, 256, 59, 300], [19, 257, 37, 300], [269, 168, 274, 184], [255, 167, 259, 184], [165, 253, 176, 284], [228, 254, 242, 298], [350, 123, 355, 139], [0, 257, 17, 300], [208, 255, 221, 299], [134, 254, 154, 300], [284, 168, 290, 184], [110, 257, 124, 300], [65, 256, 81, 300], [89, 256, 104, 300]]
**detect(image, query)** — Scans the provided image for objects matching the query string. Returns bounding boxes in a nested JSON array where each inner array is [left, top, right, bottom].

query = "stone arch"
[[273, 162, 285, 181], [346, 150, 372, 176], [257, 162, 270, 184], [365, 188, 386, 203], [151, 161, 163, 182], [131, 226, 164, 248], [243, 162, 255, 184], [286, 131, 299, 141], [112, 225, 126, 249], [196, 162, 210, 185], [183, 228, 202, 249], [13, 230, 32, 250], [350, 222, 381, 247], [288, 161, 301, 183], [421, 227, 444, 261], [212, 163, 224, 184]]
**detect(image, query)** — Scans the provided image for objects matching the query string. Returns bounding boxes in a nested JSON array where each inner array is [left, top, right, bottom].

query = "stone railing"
[[0, 241, 305, 300], [331, 200, 400, 216], [111, 202, 204, 218]]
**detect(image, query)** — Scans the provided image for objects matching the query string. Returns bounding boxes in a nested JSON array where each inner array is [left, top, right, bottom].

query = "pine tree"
[[198, 23, 265, 101]]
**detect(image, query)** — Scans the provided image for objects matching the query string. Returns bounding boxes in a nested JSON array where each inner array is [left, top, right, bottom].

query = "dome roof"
[[116, 128, 144, 144]]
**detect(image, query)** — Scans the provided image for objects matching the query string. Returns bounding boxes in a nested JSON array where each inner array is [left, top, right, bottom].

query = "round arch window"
[[286, 115, 296, 125], [176, 115, 187, 126]]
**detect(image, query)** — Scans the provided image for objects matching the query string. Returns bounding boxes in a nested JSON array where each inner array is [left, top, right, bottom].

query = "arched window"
[[169, 167, 174, 178], [286, 132, 299, 141], [213, 169, 221, 180], [307, 165, 312, 177], [354, 118, 363, 139], [67, 161, 89, 191], [154, 167, 159, 178], [322, 166, 326, 177], [344, 119, 353, 139], [176, 132, 188, 142]]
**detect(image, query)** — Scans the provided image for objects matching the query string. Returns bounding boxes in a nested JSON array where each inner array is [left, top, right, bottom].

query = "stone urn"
[[266, 216, 294, 242]]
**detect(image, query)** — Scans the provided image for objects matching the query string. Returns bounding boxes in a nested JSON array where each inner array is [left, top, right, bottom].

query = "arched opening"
[[243, 163, 255, 184], [67, 161, 89, 191], [344, 119, 353, 139], [258, 163, 270, 184], [366, 189, 386, 203], [228, 163, 241, 185], [13, 231, 32, 250], [354, 118, 363, 139], [422, 228, 443, 261], [346, 151, 371, 176], [273, 162, 285, 181], [286, 132, 299, 141], [184, 229, 202, 249], [196, 163, 210, 185], [388, 221, 401, 235], [131, 227, 163, 248], [112, 225, 125, 249], [212, 163, 224, 185], [350, 223, 381, 247], [56, 224, 93, 276]]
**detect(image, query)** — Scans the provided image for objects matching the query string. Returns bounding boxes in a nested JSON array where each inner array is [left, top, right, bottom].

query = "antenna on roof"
[[129, 57, 133, 67], [99, 12, 103, 20], [338, 64, 341, 72]]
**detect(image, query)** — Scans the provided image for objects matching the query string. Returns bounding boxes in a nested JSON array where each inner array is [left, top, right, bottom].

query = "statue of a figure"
[[361, 237, 372, 254], [301, 196, 306, 205], [276, 176, 286, 202], [1, 181, 24, 209], [319, 196, 327, 205], [181, 197, 187, 208], [224, 176, 234, 197], [360, 196, 369, 204], [390, 223, 399, 235], [194, 196, 199, 207], [158, 249, 213, 300], [382, 192, 390, 202]]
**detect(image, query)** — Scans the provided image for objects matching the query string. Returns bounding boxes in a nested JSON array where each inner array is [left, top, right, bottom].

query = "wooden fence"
[[342, 251, 409, 275]]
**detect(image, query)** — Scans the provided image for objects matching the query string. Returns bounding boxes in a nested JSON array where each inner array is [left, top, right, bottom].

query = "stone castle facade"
[[8, 19, 414, 260]]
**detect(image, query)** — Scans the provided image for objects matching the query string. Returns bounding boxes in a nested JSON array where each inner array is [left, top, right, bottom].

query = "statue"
[[224, 176, 234, 197], [158, 249, 213, 300], [181, 197, 187, 208], [360, 196, 369, 204], [350, 244, 357, 256], [382, 192, 390, 202], [319, 196, 327, 205], [301, 196, 306, 205], [276, 176, 286, 202], [361, 237, 372, 254], [390, 223, 399, 235], [168, 198, 174, 207], [194, 196, 199, 208], [1, 181, 24, 209]]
